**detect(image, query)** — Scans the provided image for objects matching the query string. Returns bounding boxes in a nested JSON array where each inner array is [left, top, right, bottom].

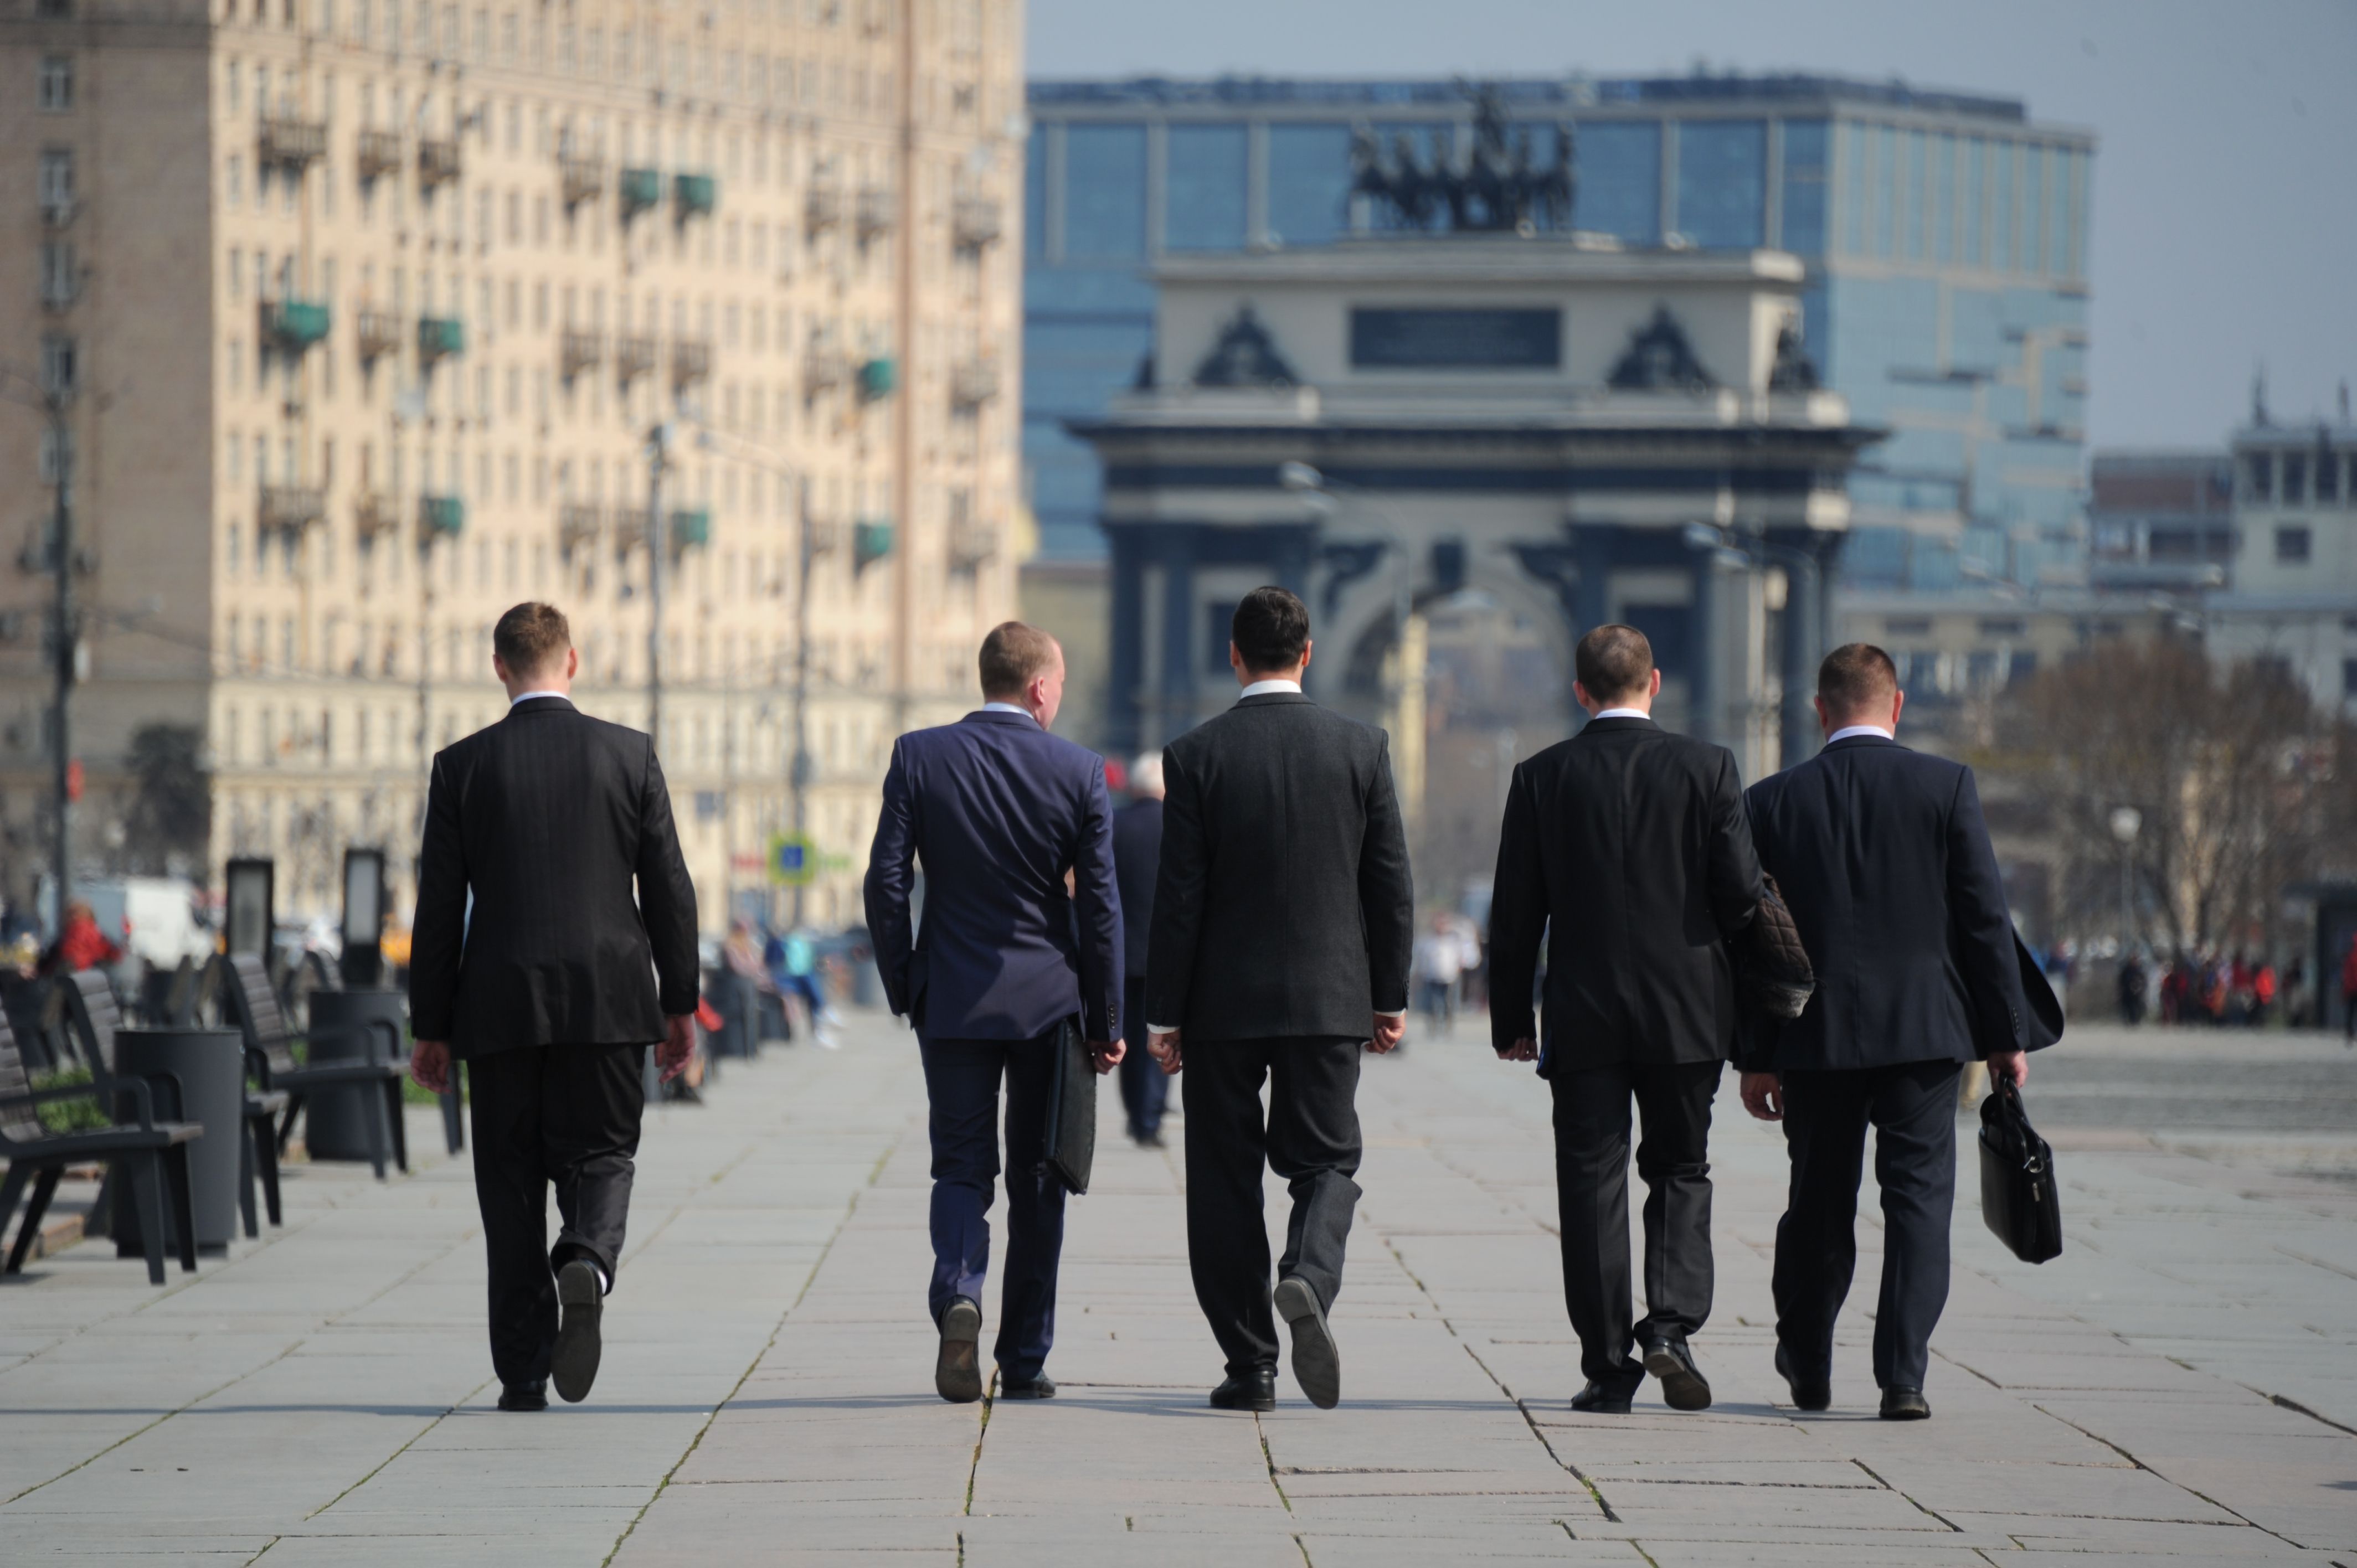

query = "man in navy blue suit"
[[1741, 643, 2031, 1422], [864, 622, 1123, 1405]]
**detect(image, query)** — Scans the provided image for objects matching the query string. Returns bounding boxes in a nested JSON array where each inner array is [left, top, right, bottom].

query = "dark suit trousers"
[[1773, 1059, 1960, 1392], [1551, 1061, 1722, 1392], [1182, 1038, 1363, 1378], [1118, 978, 1167, 1138], [918, 1033, 1067, 1380], [467, 1043, 646, 1388]]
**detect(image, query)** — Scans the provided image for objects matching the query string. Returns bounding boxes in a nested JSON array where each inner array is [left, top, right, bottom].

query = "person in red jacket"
[[47, 900, 121, 974]]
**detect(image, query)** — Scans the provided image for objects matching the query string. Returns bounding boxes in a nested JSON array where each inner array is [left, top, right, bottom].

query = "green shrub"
[[29, 1066, 112, 1134]]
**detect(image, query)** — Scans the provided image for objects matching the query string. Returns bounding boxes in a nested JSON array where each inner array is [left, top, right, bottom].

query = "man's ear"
[[1647, 667, 1663, 698]]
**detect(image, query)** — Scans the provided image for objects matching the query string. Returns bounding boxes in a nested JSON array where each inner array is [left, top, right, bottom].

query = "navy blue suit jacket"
[[1742, 734, 2027, 1072], [1111, 797, 1161, 976], [863, 709, 1121, 1043]]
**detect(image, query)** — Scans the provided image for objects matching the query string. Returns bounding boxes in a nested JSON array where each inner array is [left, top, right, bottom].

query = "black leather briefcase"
[[1041, 1017, 1096, 1195], [1979, 1075, 2062, 1263]]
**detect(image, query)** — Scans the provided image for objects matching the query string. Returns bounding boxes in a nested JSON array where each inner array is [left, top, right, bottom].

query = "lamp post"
[[1, 369, 79, 937], [2109, 806, 2142, 957]]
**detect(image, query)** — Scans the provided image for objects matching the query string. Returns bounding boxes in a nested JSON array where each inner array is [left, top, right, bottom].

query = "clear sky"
[[1026, 0, 2357, 452]]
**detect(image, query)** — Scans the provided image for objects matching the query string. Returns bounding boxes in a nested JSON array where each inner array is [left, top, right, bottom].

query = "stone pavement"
[[2, 1015, 2353, 1565]]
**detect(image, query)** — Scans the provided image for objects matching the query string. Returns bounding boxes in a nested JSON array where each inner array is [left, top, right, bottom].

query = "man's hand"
[[1740, 1071, 1784, 1122], [410, 1039, 452, 1095], [1149, 1029, 1182, 1076], [1987, 1047, 2027, 1087], [1088, 1038, 1124, 1075], [1497, 1036, 1538, 1062], [656, 1014, 696, 1083], [1367, 1014, 1406, 1055]]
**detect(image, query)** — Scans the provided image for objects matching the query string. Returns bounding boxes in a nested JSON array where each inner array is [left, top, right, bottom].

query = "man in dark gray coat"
[[1145, 586, 1415, 1414], [1111, 752, 1169, 1146]]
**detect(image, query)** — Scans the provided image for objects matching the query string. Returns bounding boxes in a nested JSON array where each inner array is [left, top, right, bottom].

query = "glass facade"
[[1025, 76, 2094, 589]]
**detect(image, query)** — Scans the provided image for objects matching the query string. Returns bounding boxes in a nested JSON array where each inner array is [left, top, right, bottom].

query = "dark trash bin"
[[112, 1028, 241, 1256], [302, 989, 408, 1161]]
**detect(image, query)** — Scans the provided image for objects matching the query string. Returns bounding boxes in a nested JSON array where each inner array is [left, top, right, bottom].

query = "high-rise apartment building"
[[1, 0, 1025, 930], [1025, 74, 2093, 595]]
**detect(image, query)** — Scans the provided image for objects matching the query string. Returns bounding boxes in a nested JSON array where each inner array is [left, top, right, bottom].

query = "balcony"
[[258, 485, 326, 533], [804, 184, 842, 233], [259, 117, 327, 168], [416, 315, 465, 362], [670, 338, 712, 389], [40, 198, 76, 229], [558, 503, 601, 553], [948, 524, 999, 574], [417, 138, 461, 188], [949, 358, 997, 409], [801, 345, 845, 392], [610, 507, 649, 553], [419, 494, 465, 538], [857, 357, 896, 402], [673, 172, 717, 219], [260, 298, 332, 352], [951, 195, 1002, 250], [357, 130, 402, 180], [855, 185, 894, 240], [560, 330, 603, 379], [852, 518, 893, 574], [613, 334, 657, 383], [668, 508, 712, 553], [560, 156, 605, 208], [619, 167, 663, 217], [356, 310, 403, 359], [354, 492, 399, 539]]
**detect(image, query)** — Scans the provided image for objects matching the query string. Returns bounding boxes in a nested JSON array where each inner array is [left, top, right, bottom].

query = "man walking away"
[[1486, 624, 1763, 1415], [1741, 643, 2032, 1421], [1113, 752, 1170, 1146], [1413, 912, 1465, 1035], [864, 622, 1123, 1404], [1145, 586, 1415, 1414], [409, 603, 700, 1413]]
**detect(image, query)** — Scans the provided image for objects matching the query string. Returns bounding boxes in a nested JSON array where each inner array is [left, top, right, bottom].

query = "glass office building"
[[1024, 75, 2093, 594]]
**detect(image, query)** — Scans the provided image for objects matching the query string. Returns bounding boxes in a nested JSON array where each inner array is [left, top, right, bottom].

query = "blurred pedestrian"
[[2117, 952, 2147, 1027], [2341, 935, 2357, 1044], [44, 900, 121, 976], [1113, 750, 1169, 1146], [1412, 911, 1464, 1034]]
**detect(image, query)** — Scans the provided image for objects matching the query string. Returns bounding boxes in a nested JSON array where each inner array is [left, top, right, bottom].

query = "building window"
[[39, 242, 78, 307], [38, 148, 75, 213], [2320, 453, 2343, 504], [2275, 526, 2311, 564], [2344, 658, 2357, 703], [1062, 123, 1146, 259], [2245, 450, 2273, 502], [39, 335, 76, 397], [1166, 124, 1247, 252], [37, 55, 74, 111], [2282, 451, 2308, 505], [1578, 120, 1661, 245], [1674, 119, 1766, 250], [1777, 121, 1829, 255]]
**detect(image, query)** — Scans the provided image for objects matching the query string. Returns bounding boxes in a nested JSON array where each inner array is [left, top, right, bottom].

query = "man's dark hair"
[[493, 602, 570, 676], [1232, 586, 1310, 673], [1574, 623, 1653, 702], [1818, 642, 1900, 716], [977, 621, 1061, 699]]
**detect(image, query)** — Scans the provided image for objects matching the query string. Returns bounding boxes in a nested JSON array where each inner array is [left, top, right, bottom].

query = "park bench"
[[211, 955, 408, 1180], [0, 1002, 199, 1285]]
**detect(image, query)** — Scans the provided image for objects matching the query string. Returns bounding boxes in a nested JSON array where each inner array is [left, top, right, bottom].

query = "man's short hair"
[[977, 621, 1061, 699], [493, 602, 571, 676], [1818, 642, 1900, 715], [1574, 623, 1653, 702], [1232, 586, 1310, 673]]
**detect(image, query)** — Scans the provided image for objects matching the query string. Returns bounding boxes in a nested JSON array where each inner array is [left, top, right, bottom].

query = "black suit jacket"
[[410, 697, 700, 1058], [1742, 734, 2027, 1072], [1145, 693, 1414, 1042], [1112, 797, 1162, 975], [1488, 716, 1762, 1072]]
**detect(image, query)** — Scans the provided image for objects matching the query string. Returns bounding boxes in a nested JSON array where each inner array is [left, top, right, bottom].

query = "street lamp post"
[[643, 421, 673, 751], [42, 391, 75, 937], [2110, 806, 2143, 957]]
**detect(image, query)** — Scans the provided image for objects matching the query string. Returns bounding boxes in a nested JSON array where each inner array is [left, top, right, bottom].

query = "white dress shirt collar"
[[1239, 678, 1303, 698], [1827, 723, 1896, 744], [1592, 706, 1650, 721], [979, 702, 1037, 723], [508, 689, 568, 707]]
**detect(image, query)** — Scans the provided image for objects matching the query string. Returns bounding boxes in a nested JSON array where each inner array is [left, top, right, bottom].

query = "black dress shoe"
[[1775, 1344, 1831, 1412], [936, 1297, 983, 1404], [497, 1380, 548, 1412], [550, 1259, 604, 1405], [996, 1372, 1056, 1400], [1209, 1369, 1277, 1411], [1880, 1386, 1931, 1421], [1569, 1380, 1634, 1414], [1640, 1337, 1712, 1412], [1273, 1276, 1341, 1411]]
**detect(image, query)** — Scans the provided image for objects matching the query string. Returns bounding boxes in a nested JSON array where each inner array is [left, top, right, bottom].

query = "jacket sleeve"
[[1072, 755, 1123, 1043], [406, 751, 467, 1041], [1141, 744, 1207, 1031], [1359, 732, 1416, 1015], [862, 738, 919, 1018], [635, 741, 702, 1017], [1946, 766, 2027, 1056], [1707, 749, 1766, 941], [1486, 761, 1545, 1053]]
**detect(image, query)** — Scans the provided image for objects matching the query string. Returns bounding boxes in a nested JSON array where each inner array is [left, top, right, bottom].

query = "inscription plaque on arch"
[[1349, 307, 1562, 370]]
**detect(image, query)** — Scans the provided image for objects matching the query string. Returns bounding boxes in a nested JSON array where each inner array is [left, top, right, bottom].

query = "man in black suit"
[[1112, 752, 1169, 1147], [410, 603, 699, 1412], [1487, 624, 1762, 1415], [1145, 586, 1414, 1414], [1740, 643, 2030, 1421]]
